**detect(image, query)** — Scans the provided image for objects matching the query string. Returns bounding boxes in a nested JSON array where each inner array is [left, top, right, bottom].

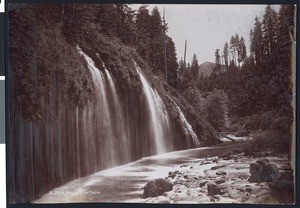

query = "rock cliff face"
[[8, 4, 219, 203]]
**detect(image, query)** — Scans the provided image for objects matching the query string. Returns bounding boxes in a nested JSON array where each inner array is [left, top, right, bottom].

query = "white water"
[[104, 67, 131, 163], [77, 45, 196, 168], [174, 103, 200, 147], [136, 65, 170, 154], [77, 46, 117, 168]]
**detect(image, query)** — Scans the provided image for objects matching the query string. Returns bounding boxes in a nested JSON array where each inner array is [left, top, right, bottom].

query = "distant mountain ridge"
[[198, 62, 215, 77], [198, 62, 226, 78]]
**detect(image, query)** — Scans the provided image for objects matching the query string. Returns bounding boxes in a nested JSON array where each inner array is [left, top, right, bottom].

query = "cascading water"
[[10, 45, 200, 203], [136, 64, 171, 154], [174, 103, 200, 146], [104, 67, 131, 163], [77, 45, 117, 168]]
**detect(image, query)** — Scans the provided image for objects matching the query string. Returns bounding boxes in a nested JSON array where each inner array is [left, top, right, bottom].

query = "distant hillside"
[[198, 62, 215, 77], [198, 62, 227, 78]]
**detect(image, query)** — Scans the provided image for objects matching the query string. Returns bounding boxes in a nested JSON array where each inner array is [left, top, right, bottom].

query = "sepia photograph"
[[7, 3, 296, 205]]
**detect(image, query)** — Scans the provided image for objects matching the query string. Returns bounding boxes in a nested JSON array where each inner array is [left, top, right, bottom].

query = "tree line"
[[61, 4, 179, 87], [193, 4, 295, 154]]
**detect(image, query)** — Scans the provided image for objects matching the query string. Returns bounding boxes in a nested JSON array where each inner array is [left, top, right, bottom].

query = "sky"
[[131, 4, 269, 64]]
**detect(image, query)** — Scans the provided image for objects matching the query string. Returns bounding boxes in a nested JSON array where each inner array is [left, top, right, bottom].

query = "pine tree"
[[237, 36, 247, 68], [223, 42, 229, 71], [148, 7, 165, 76], [230, 34, 240, 66], [214, 49, 221, 73], [277, 4, 295, 65], [252, 17, 263, 68], [191, 54, 199, 79], [261, 5, 278, 67], [114, 4, 135, 45], [178, 58, 185, 81], [249, 27, 255, 67], [275, 4, 295, 114], [166, 36, 178, 87], [135, 5, 152, 62]]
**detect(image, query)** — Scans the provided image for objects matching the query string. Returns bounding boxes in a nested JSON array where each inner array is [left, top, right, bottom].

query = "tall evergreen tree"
[[148, 7, 165, 76], [261, 5, 278, 67], [277, 4, 295, 65], [114, 4, 135, 45], [249, 27, 255, 67], [223, 42, 229, 71], [275, 4, 295, 114], [214, 49, 221, 73], [230, 34, 240, 66], [237, 36, 247, 68], [178, 58, 185, 81], [135, 5, 152, 62], [252, 17, 263, 68], [166, 36, 178, 87], [191, 54, 199, 79]]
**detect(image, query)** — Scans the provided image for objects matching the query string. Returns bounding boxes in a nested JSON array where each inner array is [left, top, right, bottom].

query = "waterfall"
[[104, 67, 131, 163], [77, 46, 117, 168], [10, 45, 201, 203], [174, 103, 200, 146], [135, 64, 171, 154]]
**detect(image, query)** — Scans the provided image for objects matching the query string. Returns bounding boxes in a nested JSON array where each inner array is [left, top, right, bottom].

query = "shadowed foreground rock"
[[207, 182, 223, 196], [143, 178, 173, 198], [248, 162, 281, 182]]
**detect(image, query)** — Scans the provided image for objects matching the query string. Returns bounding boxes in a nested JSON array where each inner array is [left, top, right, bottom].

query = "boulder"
[[207, 182, 223, 196], [245, 187, 252, 192], [248, 163, 281, 183], [199, 181, 207, 188], [256, 158, 269, 164], [216, 171, 227, 176], [143, 178, 173, 198], [211, 165, 226, 170], [268, 179, 294, 193], [215, 178, 226, 184]]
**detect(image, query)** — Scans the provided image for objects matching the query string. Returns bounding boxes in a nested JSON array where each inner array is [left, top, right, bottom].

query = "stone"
[[268, 179, 294, 192], [143, 178, 173, 198], [256, 158, 270, 164], [199, 181, 207, 188], [212, 194, 221, 200], [168, 174, 175, 179], [174, 170, 181, 175], [215, 178, 226, 184], [245, 187, 252, 192], [216, 171, 227, 176], [237, 187, 244, 192], [248, 163, 281, 183], [211, 165, 226, 170], [207, 182, 222, 196], [174, 179, 185, 185], [174, 189, 181, 193]]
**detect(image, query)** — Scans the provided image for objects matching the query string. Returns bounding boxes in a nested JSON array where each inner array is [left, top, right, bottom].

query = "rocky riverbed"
[[34, 141, 294, 204]]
